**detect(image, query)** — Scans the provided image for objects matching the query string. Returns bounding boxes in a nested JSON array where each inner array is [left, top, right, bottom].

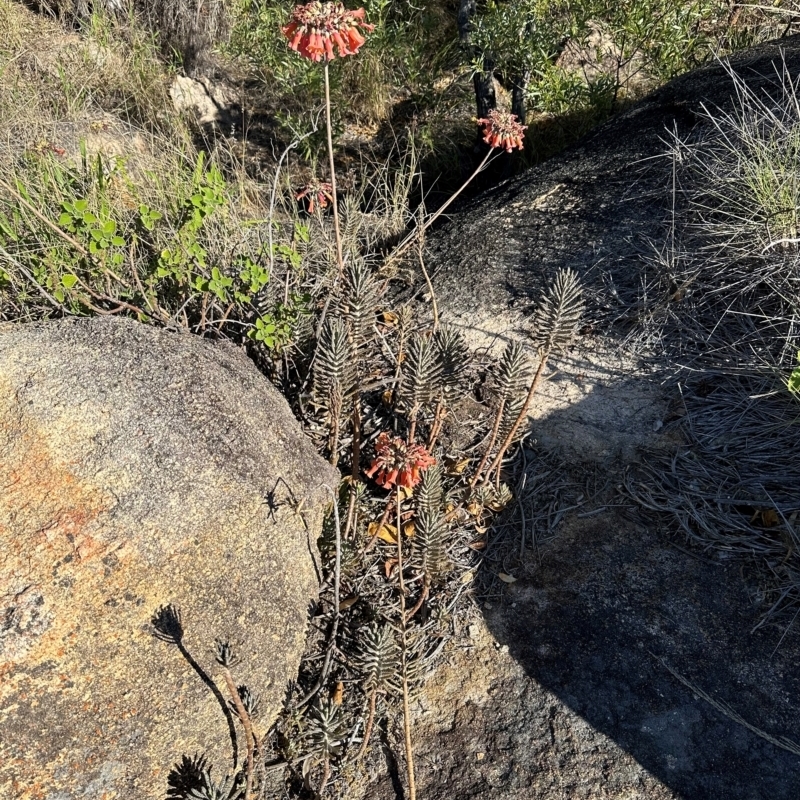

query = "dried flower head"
[[282, 2, 374, 62], [296, 180, 334, 213], [366, 433, 436, 490], [477, 109, 527, 152]]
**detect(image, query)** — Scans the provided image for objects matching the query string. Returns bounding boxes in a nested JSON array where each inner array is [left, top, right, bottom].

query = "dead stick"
[[220, 668, 255, 800], [0, 176, 90, 257], [396, 486, 417, 800]]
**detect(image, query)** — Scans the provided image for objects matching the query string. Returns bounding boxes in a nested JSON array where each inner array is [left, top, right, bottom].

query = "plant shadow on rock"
[[358, 402, 800, 799], [480, 459, 800, 799], [152, 604, 241, 772]]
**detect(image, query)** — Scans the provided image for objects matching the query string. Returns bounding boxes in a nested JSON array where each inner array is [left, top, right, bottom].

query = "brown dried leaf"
[[368, 521, 398, 544], [466, 502, 482, 517], [384, 557, 399, 578], [445, 457, 471, 475], [762, 509, 780, 528]]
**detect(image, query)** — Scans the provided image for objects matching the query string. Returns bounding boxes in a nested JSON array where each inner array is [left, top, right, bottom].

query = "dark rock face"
[[428, 38, 800, 318], [367, 511, 800, 800], [0, 317, 338, 799], [379, 35, 800, 800], [424, 34, 800, 465]]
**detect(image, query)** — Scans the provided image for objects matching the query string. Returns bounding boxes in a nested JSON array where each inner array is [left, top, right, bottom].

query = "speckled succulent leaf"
[[532, 267, 584, 353]]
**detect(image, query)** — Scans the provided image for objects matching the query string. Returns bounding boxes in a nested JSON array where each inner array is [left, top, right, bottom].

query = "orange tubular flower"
[[296, 180, 334, 213], [476, 109, 528, 153], [366, 433, 436, 491], [282, 2, 374, 63]]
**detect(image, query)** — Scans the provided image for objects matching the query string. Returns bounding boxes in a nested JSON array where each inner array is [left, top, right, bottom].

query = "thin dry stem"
[[220, 667, 255, 800], [0, 175, 90, 258], [395, 486, 417, 800], [318, 755, 331, 798], [405, 579, 429, 623], [416, 223, 439, 331], [470, 395, 507, 489], [324, 63, 344, 276], [351, 395, 362, 480], [427, 399, 446, 450], [387, 149, 493, 266], [355, 690, 377, 760], [486, 353, 550, 488], [296, 486, 341, 708]]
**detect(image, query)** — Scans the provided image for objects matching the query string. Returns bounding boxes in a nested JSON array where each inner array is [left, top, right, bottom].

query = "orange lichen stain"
[[0, 406, 111, 560], [11, 779, 46, 800], [0, 407, 118, 683]]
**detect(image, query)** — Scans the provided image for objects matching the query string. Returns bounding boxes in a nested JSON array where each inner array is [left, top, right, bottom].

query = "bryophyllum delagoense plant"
[[282, 2, 374, 275], [282, 2, 374, 62], [477, 109, 528, 153], [366, 433, 436, 491], [295, 180, 334, 213]]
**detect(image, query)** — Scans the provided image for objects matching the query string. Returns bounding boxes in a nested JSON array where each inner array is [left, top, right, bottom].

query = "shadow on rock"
[[478, 420, 800, 798], [398, 34, 800, 800]]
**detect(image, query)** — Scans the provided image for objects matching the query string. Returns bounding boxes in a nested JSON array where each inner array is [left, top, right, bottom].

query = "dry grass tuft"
[[631, 57, 800, 628]]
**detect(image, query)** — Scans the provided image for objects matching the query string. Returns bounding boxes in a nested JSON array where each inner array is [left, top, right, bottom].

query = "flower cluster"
[[477, 110, 527, 152], [366, 433, 436, 490], [296, 180, 334, 213], [282, 2, 374, 62]]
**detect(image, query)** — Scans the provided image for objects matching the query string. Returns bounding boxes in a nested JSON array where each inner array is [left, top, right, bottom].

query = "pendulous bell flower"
[[282, 2, 374, 62], [296, 180, 334, 213], [477, 109, 527, 153], [366, 433, 436, 490]]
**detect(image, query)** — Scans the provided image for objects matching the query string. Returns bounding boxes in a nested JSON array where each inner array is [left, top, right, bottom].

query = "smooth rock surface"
[[424, 34, 800, 465], [0, 318, 338, 799], [374, 35, 800, 800]]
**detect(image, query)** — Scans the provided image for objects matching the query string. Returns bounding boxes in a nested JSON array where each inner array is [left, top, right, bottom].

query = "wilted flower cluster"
[[282, 2, 374, 62], [477, 109, 527, 152], [296, 180, 334, 213], [366, 433, 436, 490]]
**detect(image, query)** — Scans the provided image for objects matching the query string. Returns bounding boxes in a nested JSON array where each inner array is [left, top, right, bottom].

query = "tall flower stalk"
[[324, 62, 344, 275], [386, 108, 527, 265], [395, 483, 417, 800], [282, 2, 374, 276], [363, 435, 433, 799]]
